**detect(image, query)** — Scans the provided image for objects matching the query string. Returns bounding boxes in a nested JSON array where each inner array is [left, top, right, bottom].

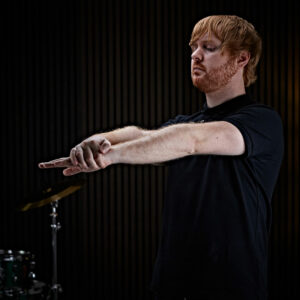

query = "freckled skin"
[[192, 57, 239, 93], [39, 33, 248, 175], [190, 33, 239, 94]]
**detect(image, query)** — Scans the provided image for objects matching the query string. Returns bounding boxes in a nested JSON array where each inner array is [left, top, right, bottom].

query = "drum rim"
[[0, 249, 31, 255]]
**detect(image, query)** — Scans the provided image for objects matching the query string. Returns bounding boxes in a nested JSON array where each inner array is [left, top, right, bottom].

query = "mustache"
[[192, 64, 206, 72]]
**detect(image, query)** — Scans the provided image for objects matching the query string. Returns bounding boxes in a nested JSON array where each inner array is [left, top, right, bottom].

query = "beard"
[[191, 58, 239, 93]]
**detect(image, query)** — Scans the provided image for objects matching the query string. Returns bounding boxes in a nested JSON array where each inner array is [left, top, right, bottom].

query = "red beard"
[[191, 58, 239, 93]]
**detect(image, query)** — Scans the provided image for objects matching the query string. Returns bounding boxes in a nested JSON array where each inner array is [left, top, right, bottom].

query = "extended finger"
[[63, 166, 82, 176], [39, 157, 72, 169]]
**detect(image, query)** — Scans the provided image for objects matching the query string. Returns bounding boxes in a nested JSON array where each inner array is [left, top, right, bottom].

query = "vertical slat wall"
[[0, 0, 299, 299]]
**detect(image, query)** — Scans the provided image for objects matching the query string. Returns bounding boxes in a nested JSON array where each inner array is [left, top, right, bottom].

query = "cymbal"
[[19, 178, 86, 212]]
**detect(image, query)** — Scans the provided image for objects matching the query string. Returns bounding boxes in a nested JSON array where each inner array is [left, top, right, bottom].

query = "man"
[[39, 15, 284, 300]]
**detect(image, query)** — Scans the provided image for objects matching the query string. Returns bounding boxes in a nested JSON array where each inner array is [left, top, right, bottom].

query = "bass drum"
[[0, 250, 46, 299]]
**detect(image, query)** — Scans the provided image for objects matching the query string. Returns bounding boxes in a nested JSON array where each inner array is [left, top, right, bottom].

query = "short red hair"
[[189, 15, 262, 87]]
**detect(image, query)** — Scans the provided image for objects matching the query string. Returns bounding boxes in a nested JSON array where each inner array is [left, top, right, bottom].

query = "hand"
[[39, 135, 114, 176], [38, 150, 114, 176], [38, 157, 83, 176], [70, 134, 111, 169]]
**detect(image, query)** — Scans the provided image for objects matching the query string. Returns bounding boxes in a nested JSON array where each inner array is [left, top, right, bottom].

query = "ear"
[[237, 50, 250, 68]]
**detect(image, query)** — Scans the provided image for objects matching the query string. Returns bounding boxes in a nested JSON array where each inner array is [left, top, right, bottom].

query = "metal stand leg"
[[49, 201, 62, 300]]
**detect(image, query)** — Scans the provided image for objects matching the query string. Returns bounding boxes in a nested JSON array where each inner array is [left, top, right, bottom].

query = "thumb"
[[99, 140, 111, 154], [63, 166, 82, 176]]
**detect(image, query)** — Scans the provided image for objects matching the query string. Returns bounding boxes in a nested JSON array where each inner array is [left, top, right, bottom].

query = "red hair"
[[189, 15, 262, 87]]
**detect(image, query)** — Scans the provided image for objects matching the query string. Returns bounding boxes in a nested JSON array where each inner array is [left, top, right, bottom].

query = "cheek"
[[206, 56, 227, 70]]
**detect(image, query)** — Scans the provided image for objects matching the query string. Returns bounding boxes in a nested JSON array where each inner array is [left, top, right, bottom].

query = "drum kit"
[[0, 178, 85, 300]]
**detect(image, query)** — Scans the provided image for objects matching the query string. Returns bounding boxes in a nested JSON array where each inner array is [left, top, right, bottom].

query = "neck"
[[205, 72, 246, 108]]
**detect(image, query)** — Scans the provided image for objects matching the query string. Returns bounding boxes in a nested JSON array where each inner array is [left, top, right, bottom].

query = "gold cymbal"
[[19, 178, 85, 212]]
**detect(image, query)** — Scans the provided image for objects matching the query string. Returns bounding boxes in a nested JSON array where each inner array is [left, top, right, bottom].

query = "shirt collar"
[[201, 93, 256, 116]]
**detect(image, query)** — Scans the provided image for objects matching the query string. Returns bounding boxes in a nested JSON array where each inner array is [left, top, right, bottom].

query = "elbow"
[[188, 137, 198, 155], [234, 141, 246, 156], [183, 126, 201, 155]]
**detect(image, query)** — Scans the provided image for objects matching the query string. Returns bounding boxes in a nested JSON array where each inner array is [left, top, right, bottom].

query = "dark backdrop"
[[1, 0, 299, 299]]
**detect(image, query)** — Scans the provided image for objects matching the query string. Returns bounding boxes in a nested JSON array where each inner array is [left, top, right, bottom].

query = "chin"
[[192, 78, 215, 93], [192, 76, 204, 90]]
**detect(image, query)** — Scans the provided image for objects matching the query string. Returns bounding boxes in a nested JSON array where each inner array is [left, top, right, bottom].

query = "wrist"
[[106, 145, 121, 165]]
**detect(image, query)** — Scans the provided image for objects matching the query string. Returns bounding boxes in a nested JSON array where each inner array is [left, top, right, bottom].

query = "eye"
[[190, 44, 197, 52], [203, 44, 216, 52]]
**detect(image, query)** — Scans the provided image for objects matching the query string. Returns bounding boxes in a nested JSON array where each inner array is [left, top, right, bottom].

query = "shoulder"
[[223, 102, 284, 158], [225, 102, 283, 128], [236, 102, 282, 119]]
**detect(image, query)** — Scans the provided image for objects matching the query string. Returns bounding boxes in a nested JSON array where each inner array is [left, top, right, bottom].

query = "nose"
[[191, 56, 202, 63], [191, 47, 203, 62]]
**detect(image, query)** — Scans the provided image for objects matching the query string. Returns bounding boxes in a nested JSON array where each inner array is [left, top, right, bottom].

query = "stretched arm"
[[39, 121, 244, 176], [107, 121, 245, 165], [69, 126, 152, 166], [101, 126, 151, 145], [39, 125, 153, 174]]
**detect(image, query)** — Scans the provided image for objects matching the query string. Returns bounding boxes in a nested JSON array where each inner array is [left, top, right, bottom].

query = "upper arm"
[[223, 106, 284, 159], [193, 121, 245, 156]]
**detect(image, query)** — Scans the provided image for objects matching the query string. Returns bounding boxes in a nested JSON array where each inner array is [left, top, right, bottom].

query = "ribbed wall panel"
[[1, 0, 299, 299]]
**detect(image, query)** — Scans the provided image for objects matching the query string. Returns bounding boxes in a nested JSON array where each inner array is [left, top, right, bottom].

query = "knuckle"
[[95, 157, 103, 168], [82, 165, 89, 171], [85, 157, 93, 164], [93, 153, 100, 159], [104, 141, 111, 148], [90, 140, 98, 147]]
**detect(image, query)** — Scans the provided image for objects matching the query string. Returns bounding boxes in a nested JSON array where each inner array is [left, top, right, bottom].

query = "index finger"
[[39, 157, 72, 169]]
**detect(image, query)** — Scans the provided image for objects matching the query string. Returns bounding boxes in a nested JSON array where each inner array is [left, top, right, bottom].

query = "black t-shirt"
[[150, 93, 284, 300]]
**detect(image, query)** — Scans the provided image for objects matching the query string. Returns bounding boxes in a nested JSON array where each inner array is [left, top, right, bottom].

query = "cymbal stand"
[[48, 201, 62, 300]]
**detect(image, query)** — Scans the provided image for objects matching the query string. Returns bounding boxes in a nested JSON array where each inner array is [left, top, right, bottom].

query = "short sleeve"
[[223, 105, 284, 160]]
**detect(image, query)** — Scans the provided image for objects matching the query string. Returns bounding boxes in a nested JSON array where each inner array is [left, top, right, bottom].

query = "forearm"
[[100, 126, 151, 145], [107, 121, 244, 165], [109, 124, 196, 164], [39, 121, 243, 175]]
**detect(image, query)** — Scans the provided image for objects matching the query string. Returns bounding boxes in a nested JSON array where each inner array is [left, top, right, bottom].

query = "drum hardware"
[[19, 178, 86, 212], [17, 178, 86, 300], [47, 201, 62, 300], [0, 249, 43, 299]]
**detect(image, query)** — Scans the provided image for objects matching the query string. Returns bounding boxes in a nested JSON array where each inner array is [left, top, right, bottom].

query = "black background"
[[1, 0, 299, 299]]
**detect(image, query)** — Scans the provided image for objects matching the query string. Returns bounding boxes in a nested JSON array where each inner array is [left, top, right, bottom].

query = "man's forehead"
[[195, 33, 221, 43]]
